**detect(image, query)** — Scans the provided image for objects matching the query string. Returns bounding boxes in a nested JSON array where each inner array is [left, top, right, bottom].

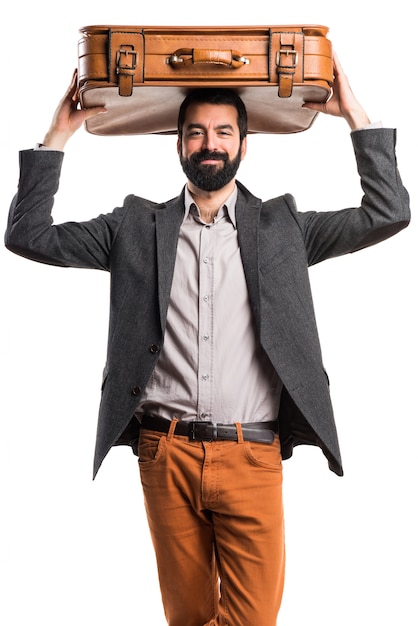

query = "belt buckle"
[[189, 422, 216, 441]]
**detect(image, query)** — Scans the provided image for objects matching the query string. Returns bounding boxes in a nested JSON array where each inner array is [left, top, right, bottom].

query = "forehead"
[[183, 102, 239, 128]]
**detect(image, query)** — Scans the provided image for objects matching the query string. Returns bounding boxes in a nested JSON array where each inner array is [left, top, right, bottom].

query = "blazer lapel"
[[235, 183, 262, 332], [155, 194, 185, 332]]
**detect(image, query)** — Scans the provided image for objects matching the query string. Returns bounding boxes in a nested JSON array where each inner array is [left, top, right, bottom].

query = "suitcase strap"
[[116, 45, 139, 96], [271, 32, 303, 98]]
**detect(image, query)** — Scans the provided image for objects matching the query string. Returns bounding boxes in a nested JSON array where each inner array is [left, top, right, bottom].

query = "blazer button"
[[149, 344, 160, 354], [131, 386, 141, 396]]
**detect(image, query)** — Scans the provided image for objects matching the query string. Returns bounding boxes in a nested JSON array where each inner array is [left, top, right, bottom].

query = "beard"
[[179, 148, 242, 192]]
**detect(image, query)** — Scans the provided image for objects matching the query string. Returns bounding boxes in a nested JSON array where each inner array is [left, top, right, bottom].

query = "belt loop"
[[235, 422, 244, 444], [167, 417, 178, 442]]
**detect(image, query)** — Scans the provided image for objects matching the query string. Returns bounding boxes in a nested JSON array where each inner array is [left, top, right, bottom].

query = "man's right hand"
[[41, 69, 107, 150], [302, 52, 371, 131]]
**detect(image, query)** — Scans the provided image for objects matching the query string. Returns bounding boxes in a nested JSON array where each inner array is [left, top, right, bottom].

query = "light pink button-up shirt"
[[135, 185, 282, 424]]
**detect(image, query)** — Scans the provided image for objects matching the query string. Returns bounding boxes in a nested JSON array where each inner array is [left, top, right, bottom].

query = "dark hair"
[[177, 88, 248, 141]]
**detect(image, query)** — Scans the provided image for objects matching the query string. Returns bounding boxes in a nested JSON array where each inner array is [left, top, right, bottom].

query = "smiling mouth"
[[200, 158, 224, 165], [195, 151, 227, 166]]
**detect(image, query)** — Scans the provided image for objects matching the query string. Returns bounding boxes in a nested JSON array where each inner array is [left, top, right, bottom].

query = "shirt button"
[[202, 374, 209, 381], [203, 334, 210, 341], [202, 257, 209, 264], [203, 295, 209, 302]]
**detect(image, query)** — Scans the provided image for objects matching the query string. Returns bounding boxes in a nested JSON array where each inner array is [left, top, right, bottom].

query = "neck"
[[187, 179, 236, 223]]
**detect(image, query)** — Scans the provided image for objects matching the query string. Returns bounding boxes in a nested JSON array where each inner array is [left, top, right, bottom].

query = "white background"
[[1, 2, 416, 625]]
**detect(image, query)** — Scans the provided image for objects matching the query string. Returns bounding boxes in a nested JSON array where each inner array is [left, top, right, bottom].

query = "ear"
[[240, 136, 247, 161], [177, 135, 181, 156]]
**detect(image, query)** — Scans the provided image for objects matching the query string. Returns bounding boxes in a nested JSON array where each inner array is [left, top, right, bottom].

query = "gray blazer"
[[5, 129, 410, 478]]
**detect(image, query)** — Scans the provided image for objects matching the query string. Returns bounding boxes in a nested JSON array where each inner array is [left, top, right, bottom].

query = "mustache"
[[191, 150, 228, 164]]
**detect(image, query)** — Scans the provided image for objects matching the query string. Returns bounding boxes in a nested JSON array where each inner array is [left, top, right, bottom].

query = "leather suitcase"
[[77, 25, 333, 136]]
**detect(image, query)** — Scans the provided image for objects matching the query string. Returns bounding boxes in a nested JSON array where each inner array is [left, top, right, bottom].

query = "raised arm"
[[4, 71, 118, 269], [41, 70, 106, 150]]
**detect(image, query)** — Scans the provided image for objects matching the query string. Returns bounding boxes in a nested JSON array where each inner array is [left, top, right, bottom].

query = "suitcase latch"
[[116, 46, 138, 97]]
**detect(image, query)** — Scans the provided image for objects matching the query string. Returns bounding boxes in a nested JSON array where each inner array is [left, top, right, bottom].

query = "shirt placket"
[[197, 222, 215, 421]]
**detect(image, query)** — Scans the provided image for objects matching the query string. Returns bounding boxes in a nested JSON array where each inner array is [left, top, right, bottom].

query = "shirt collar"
[[183, 185, 238, 228]]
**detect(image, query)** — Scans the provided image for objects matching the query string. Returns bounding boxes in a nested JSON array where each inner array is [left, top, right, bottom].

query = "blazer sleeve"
[[294, 128, 411, 266], [5, 149, 126, 270]]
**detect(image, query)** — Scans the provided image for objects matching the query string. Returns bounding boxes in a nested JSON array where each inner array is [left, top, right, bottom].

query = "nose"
[[202, 130, 217, 151]]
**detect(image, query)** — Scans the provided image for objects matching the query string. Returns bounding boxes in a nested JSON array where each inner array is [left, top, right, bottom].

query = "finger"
[[83, 106, 107, 119], [58, 71, 78, 107], [70, 69, 79, 103], [302, 101, 326, 112]]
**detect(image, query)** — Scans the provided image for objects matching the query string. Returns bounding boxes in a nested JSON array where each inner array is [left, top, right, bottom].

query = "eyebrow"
[[186, 123, 235, 132]]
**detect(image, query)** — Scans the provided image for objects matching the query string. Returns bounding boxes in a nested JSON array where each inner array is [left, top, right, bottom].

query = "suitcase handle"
[[167, 48, 250, 69]]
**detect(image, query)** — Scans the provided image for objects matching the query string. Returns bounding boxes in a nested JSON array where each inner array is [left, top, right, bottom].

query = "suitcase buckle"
[[116, 47, 138, 72], [277, 49, 298, 71]]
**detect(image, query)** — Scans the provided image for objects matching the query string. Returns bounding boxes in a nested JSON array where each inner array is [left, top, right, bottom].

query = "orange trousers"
[[138, 419, 285, 626]]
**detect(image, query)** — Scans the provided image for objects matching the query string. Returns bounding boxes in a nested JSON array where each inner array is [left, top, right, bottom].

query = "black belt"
[[141, 415, 278, 444]]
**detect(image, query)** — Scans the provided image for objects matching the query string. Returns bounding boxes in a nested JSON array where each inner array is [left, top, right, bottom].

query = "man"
[[5, 52, 410, 626]]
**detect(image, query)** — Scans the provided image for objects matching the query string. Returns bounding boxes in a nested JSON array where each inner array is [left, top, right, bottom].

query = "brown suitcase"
[[77, 25, 333, 136]]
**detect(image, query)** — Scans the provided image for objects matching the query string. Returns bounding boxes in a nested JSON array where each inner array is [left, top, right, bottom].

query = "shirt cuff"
[[34, 143, 63, 151], [352, 121, 384, 132]]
